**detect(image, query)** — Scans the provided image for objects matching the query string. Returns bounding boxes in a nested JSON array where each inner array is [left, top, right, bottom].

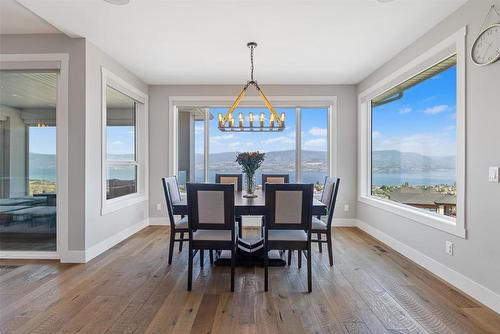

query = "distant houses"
[[388, 187, 456, 217]]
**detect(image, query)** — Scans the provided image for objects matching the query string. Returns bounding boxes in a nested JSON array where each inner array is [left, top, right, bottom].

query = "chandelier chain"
[[250, 44, 255, 81]]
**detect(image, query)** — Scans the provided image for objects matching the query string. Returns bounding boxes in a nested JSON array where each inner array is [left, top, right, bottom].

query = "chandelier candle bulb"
[[270, 113, 275, 128], [238, 112, 244, 128], [260, 112, 265, 128], [218, 113, 223, 127], [249, 112, 254, 127], [280, 112, 286, 126]]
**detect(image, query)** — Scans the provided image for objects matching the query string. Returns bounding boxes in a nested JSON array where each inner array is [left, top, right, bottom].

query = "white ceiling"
[[14, 0, 467, 85], [0, 71, 57, 109], [0, 0, 60, 34]]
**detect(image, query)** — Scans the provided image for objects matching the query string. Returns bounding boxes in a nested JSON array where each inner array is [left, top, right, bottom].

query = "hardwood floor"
[[1, 226, 499, 333]]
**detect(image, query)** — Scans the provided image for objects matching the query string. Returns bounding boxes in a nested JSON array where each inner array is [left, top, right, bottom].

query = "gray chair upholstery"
[[186, 183, 237, 291], [264, 183, 314, 293]]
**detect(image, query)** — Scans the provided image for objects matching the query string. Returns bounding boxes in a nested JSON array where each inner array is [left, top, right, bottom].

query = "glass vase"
[[244, 171, 257, 198]]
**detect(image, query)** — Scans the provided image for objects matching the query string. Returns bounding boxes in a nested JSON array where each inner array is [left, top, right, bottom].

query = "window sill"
[[358, 195, 466, 238], [101, 193, 148, 216]]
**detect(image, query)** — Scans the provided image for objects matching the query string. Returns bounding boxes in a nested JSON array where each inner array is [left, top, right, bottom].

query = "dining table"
[[172, 189, 327, 266]]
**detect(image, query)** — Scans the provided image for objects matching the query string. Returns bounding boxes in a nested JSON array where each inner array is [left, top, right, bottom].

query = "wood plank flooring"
[[1, 226, 499, 334]]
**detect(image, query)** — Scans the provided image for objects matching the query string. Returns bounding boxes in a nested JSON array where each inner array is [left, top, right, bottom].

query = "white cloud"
[[422, 104, 448, 114], [372, 131, 382, 139], [262, 136, 294, 145], [373, 133, 455, 156], [443, 125, 455, 131], [228, 141, 241, 148], [303, 138, 327, 150], [194, 125, 204, 134], [399, 107, 412, 114], [210, 134, 235, 142], [111, 140, 124, 145], [308, 127, 327, 137]]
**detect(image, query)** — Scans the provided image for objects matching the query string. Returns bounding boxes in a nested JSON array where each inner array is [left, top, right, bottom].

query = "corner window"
[[101, 68, 148, 214]]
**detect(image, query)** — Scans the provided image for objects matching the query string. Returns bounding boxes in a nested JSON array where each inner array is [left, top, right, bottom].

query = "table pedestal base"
[[213, 237, 286, 267]]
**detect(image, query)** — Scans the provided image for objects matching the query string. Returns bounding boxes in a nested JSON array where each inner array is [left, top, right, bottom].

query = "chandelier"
[[218, 42, 285, 132]]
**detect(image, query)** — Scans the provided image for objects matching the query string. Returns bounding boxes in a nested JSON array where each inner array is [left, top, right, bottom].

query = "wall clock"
[[471, 23, 500, 66]]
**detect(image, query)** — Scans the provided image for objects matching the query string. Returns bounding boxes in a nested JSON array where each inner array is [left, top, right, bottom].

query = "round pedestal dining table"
[[172, 189, 327, 266]]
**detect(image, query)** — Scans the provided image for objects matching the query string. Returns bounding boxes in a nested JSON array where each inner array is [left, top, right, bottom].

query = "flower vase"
[[244, 172, 257, 198]]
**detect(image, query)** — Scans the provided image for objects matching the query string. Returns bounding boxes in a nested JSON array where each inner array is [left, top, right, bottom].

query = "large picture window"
[[175, 102, 335, 198], [358, 27, 466, 237], [371, 56, 457, 218]]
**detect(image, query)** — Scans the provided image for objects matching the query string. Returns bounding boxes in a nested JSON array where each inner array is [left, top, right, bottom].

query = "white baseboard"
[[148, 217, 359, 227], [0, 251, 60, 260], [84, 218, 149, 262], [357, 220, 500, 314], [148, 217, 169, 226], [333, 218, 358, 227], [60, 250, 86, 263]]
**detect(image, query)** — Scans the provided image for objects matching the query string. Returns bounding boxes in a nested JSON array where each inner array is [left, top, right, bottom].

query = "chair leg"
[[179, 232, 184, 252], [231, 248, 235, 292], [327, 231, 334, 267], [317, 233, 322, 253], [168, 229, 175, 265], [287, 250, 292, 266], [187, 246, 193, 291], [200, 249, 204, 267], [209, 250, 214, 265], [298, 250, 302, 269], [264, 246, 269, 292], [307, 249, 312, 293]]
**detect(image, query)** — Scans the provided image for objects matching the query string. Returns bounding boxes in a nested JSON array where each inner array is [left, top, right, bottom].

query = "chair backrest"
[[262, 174, 289, 191], [322, 177, 340, 228], [265, 183, 313, 230], [186, 183, 235, 231], [162, 176, 180, 229], [215, 173, 243, 191]]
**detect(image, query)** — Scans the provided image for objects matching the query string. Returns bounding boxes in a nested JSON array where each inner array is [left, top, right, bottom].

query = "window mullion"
[[296, 106, 301, 183]]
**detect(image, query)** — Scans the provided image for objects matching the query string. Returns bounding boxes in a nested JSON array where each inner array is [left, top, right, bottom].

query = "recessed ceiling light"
[[104, 0, 130, 5]]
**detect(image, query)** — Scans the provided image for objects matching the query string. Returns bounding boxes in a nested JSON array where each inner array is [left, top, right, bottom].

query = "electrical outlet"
[[445, 241, 453, 256], [344, 204, 349, 212], [489, 167, 500, 183], [156, 203, 162, 211]]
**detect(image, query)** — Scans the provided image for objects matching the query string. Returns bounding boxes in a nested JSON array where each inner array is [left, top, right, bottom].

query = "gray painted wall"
[[0, 34, 86, 251], [357, 0, 500, 296], [148, 85, 358, 220], [84, 41, 149, 249]]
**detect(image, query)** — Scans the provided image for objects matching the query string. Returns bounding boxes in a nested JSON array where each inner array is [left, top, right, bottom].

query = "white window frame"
[[101, 68, 148, 215], [168, 96, 338, 185], [358, 27, 466, 238]]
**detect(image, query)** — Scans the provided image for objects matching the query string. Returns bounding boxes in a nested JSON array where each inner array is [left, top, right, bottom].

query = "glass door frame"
[[0, 53, 69, 259]]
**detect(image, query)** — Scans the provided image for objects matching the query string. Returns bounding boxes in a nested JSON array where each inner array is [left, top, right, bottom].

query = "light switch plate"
[[489, 167, 500, 183]]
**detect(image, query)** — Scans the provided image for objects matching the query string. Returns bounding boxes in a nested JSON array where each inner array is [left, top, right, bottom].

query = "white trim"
[[332, 218, 358, 227], [357, 220, 500, 314], [168, 96, 338, 178], [101, 67, 149, 215], [0, 53, 69, 261], [60, 250, 86, 263], [357, 27, 467, 238], [0, 251, 60, 260], [85, 218, 149, 262]]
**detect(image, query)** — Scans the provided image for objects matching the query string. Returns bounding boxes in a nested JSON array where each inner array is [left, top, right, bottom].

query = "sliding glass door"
[[0, 70, 58, 251]]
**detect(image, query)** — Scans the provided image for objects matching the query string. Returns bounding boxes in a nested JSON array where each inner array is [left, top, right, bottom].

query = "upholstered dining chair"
[[162, 176, 190, 265], [311, 177, 340, 266], [261, 174, 289, 191], [186, 183, 237, 291], [264, 183, 314, 292], [216, 173, 244, 236], [215, 173, 243, 191]]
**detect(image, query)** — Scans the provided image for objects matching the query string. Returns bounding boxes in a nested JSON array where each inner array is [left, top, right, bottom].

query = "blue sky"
[[372, 65, 457, 157], [199, 107, 329, 154], [29, 127, 56, 154]]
